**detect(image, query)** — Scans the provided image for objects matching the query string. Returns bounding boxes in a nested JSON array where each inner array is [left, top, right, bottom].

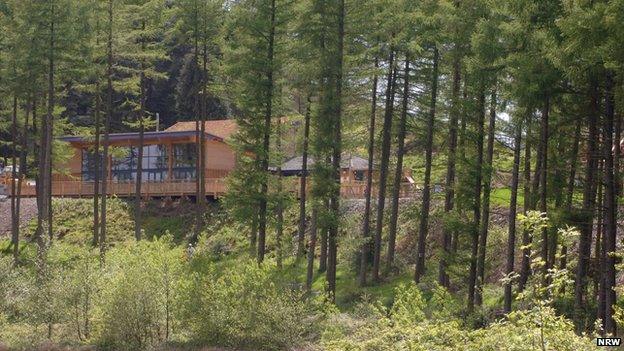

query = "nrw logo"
[[596, 337, 622, 347]]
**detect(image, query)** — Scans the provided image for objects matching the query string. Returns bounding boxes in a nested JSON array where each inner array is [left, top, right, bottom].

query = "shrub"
[[180, 261, 319, 350], [98, 236, 184, 350], [320, 282, 598, 351]]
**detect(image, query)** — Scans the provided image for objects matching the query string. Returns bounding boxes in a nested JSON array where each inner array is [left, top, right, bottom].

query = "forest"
[[0, 0, 623, 350]]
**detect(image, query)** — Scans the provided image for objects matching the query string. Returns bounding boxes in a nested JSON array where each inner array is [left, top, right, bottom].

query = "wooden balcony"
[[14, 178, 228, 198], [3, 175, 416, 200]]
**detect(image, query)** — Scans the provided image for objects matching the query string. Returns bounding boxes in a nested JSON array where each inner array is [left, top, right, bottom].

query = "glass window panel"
[[172, 143, 197, 180], [81, 149, 104, 181]]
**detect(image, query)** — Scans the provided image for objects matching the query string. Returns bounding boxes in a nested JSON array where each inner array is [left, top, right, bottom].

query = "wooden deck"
[[2, 176, 415, 200]]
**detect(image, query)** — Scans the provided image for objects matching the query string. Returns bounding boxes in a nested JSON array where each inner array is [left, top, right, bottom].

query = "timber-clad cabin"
[[2, 118, 414, 199], [14, 119, 238, 198]]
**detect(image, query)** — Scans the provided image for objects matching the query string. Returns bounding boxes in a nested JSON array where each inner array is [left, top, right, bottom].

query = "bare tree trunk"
[[92, 80, 101, 247], [385, 56, 410, 276], [560, 117, 582, 274], [593, 162, 604, 302], [602, 71, 617, 336], [415, 47, 439, 283], [44, 3, 57, 244], [439, 54, 461, 287], [475, 89, 497, 307], [467, 87, 485, 313], [325, 0, 345, 300], [257, 0, 277, 264], [297, 95, 312, 260], [359, 57, 379, 286], [197, 38, 209, 238], [14, 99, 30, 262], [10, 95, 18, 261], [305, 204, 318, 292], [372, 49, 397, 282], [134, 119, 144, 241], [36, 90, 47, 252], [518, 110, 532, 291], [574, 81, 600, 329], [504, 113, 522, 313], [276, 116, 284, 269], [452, 80, 469, 254], [319, 206, 328, 273], [134, 20, 147, 241], [539, 97, 550, 273], [597, 178, 606, 331], [100, 0, 114, 263]]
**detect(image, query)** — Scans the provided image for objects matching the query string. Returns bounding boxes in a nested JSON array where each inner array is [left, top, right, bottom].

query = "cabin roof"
[[165, 119, 238, 140], [59, 130, 223, 144], [59, 119, 239, 145], [280, 154, 369, 172]]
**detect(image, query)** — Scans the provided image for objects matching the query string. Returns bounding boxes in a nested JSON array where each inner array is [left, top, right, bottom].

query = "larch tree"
[[223, 0, 287, 263], [118, 0, 167, 241]]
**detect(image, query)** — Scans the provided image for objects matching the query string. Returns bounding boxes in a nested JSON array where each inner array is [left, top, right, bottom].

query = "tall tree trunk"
[[452, 79, 469, 254], [10, 95, 18, 260], [597, 178, 606, 331], [475, 89, 497, 307], [560, 117, 582, 274], [414, 46, 439, 283], [326, 0, 345, 300], [539, 96, 550, 272], [359, 57, 379, 286], [297, 95, 312, 260], [518, 110, 532, 291], [197, 38, 209, 237], [439, 54, 461, 287], [134, 120, 144, 241], [593, 162, 604, 302], [257, 0, 277, 264], [276, 116, 284, 269], [305, 204, 318, 291], [602, 71, 617, 336], [372, 49, 397, 282], [318, 224, 328, 273], [92, 80, 101, 247], [44, 3, 57, 243], [100, 0, 114, 263], [467, 87, 486, 313], [574, 81, 600, 329], [385, 56, 410, 276], [504, 114, 522, 313], [36, 89, 47, 252], [134, 20, 147, 241], [14, 99, 30, 260]]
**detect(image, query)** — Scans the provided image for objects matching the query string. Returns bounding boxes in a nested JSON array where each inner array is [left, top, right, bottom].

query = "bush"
[[98, 236, 184, 350], [180, 261, 320, 350], [321, 283, 598, 351]]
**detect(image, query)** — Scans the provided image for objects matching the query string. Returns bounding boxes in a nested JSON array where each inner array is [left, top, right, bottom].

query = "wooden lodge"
[[1, 119, 415, 199], [7, 120, 237, 198]]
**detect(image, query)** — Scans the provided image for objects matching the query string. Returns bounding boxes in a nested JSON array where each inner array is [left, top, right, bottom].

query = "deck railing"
[[4, 175, 416, 199]]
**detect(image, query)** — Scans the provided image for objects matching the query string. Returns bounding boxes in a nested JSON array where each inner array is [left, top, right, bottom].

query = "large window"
[[111, 147, 136, 182], [82, 145, 169, 182], [172, 143, 197, 180], [81, 143, 200, 182], [81, 150, 104, 181], [141, 145, 169, 181]]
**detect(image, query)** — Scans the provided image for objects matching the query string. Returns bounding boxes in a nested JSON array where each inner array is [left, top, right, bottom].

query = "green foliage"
[[98, 236, 184, 350], [24, 198, 135, 245], [322, 282, 598, 351], [179, 261, 321, 350]]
